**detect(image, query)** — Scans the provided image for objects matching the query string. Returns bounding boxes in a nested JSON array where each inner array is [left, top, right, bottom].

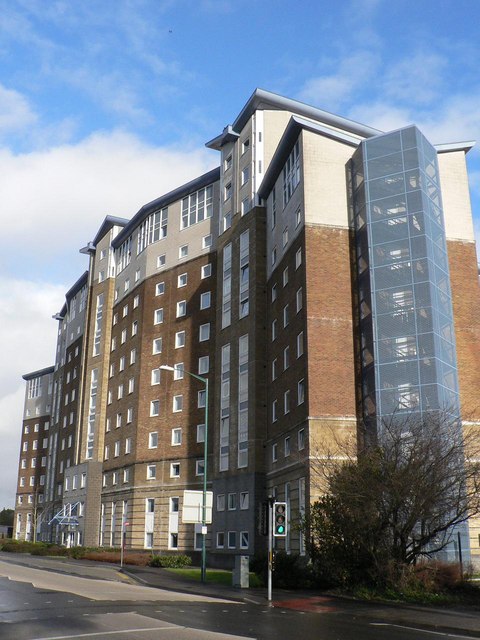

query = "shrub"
[[250, 551, 315, 589], [149, 554, 192, 568]]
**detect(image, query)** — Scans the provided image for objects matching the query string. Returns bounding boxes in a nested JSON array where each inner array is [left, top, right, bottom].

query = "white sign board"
[[182, 490, 213, 524]]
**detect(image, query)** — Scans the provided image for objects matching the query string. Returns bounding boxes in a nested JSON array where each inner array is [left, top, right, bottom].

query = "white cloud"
[[0, 130, 216, 281], [298, 51, 379, 112], [382, 52, 447, 105], [0, 278, 66, 509], [0, 83, 37, 134]]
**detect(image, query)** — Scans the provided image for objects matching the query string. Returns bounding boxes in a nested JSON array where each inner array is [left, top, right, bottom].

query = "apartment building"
[[14, 89, 480, 567]]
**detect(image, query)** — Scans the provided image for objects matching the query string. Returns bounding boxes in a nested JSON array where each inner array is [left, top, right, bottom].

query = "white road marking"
[[370, 622, 475, 638]]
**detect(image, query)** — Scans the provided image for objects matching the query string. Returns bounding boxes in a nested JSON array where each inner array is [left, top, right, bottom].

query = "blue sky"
[[1, 0, 479, 508]]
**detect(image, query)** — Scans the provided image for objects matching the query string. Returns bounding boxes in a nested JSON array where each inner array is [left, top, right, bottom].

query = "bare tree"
[[305, 412, 480, 585]]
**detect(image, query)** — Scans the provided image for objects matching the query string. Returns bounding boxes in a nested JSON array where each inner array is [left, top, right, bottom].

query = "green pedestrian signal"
[[273, 501, 287, 537]]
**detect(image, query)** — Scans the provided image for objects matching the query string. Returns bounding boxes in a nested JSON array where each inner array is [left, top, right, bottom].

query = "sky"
[[1, 0, 479, 510]]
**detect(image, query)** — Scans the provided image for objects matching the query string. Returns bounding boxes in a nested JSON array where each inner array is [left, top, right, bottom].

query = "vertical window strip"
[[219, 344, 230, 471], [238, 334, 249, 468]]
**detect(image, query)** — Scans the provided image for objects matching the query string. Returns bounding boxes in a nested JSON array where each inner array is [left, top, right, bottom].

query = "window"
[[224, 154, 232, 171], [240, 531, 249, 549], [283, 266, 289, 287], [224, 182, 232, 200], [196, 460, 205, 476], [241, 138, 250, 154], [199, 323, 210, 341], [283, 304, 289, 328], [202, 234, 212, 249], [298, 428, 306, 450], [228, 531, 237, 549], [178, 273, 187, 287], [154, 308, 164, 324], [241, 166, 249, 185], [145, 532, 153, 549], [125, 438, 132, 454], [127, 407, 133, 423], [128, 377, 134, 394], [283, 140, 300, 205], [176, 300, 187, 317], [151, 368, 160, 385], [201, 264, 212, 279], [122, 304, 128, 317], [284, 390, 291, 414], [173, 395, 183, 412], [121, 329, 127, 344], [157, 254, 166, 268], [271, 319, 277, 341], [271, 284, 277, 302], [170, 462, 180, 477], [153, 338, 162, 354], [285, 436, 291, 457], [272, 443, 278, 462], [221, 210, 232, 232], [114, 441, 120, 457], [284, 346, 290, 370], [295, 207, 301, 228], [228, 493, 236, 510], [271, 245, 277, 265], [272, 358, 278, 381], [175, 331, 186, 348], [198, 390, 206, 408], [147, 465, 156, 479], [217, 532, 225, 548], [173, 363, 184, 380], [297, 331, 304, 358], [123, 468, 130, 483], [131, 321, 138, 336], [130, 348, 136, 365], [150, 400, 159, 416], [198, 356, 209, 374], [137, 207, 168, 253], [272, 399, 278, 423], [298, 379, 305, 405], [241, 197, 249, 215], [133, 294, 140, 308], [197, 423, 205, 443], [296, 287, 303, 312], [149, 432, 158, 449], [217, 494, 225, 511], [282, 226, 288, 248], [116, 413, 122, 428], [179, 244, 188, 259], [240, 492, 249, 510], [200, 292, 211, 309], [117, 384, 124, 399], [172, 428, 182, 446], [155, 282, 165, 295], [181, 185, 213, 228]]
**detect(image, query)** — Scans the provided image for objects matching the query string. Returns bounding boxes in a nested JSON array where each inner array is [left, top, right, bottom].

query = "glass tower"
[[351, 125, 469, 560]]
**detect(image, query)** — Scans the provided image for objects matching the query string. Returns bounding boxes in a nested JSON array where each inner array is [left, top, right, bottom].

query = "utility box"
[[232, 555, 249, 588]]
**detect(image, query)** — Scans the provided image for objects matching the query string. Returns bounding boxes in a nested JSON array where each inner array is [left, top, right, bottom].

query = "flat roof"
[[22, 366, 55, 381]]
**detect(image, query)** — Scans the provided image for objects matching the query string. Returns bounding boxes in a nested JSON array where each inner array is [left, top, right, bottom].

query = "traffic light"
[[273, 501, 287, 537]]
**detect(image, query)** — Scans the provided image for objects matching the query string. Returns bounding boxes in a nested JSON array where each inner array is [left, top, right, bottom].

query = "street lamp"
[[159, 364, 209, 583]]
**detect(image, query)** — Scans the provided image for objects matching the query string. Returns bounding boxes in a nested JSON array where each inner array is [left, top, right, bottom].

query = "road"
[[0, 555, 479, 640]]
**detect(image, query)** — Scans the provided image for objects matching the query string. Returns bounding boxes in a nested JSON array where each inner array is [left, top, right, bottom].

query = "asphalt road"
[[0, 555, 479, 640]]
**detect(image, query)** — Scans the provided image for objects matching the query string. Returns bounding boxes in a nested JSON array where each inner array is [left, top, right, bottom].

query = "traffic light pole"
[[267, 497, 273, 602]]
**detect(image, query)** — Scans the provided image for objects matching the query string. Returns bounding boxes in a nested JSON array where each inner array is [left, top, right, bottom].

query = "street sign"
[[182, 490, 213, 523]]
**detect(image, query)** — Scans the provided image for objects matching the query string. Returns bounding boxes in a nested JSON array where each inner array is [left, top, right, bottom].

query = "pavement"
[[1, 552, 480, 636]]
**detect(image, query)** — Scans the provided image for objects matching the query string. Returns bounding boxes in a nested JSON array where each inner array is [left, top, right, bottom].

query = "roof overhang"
[[258, 115, 363, 200], [112, 167, 220, 249]]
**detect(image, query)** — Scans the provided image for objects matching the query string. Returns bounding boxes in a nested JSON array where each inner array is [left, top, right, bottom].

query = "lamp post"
[[159, 364, 209, 583]]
